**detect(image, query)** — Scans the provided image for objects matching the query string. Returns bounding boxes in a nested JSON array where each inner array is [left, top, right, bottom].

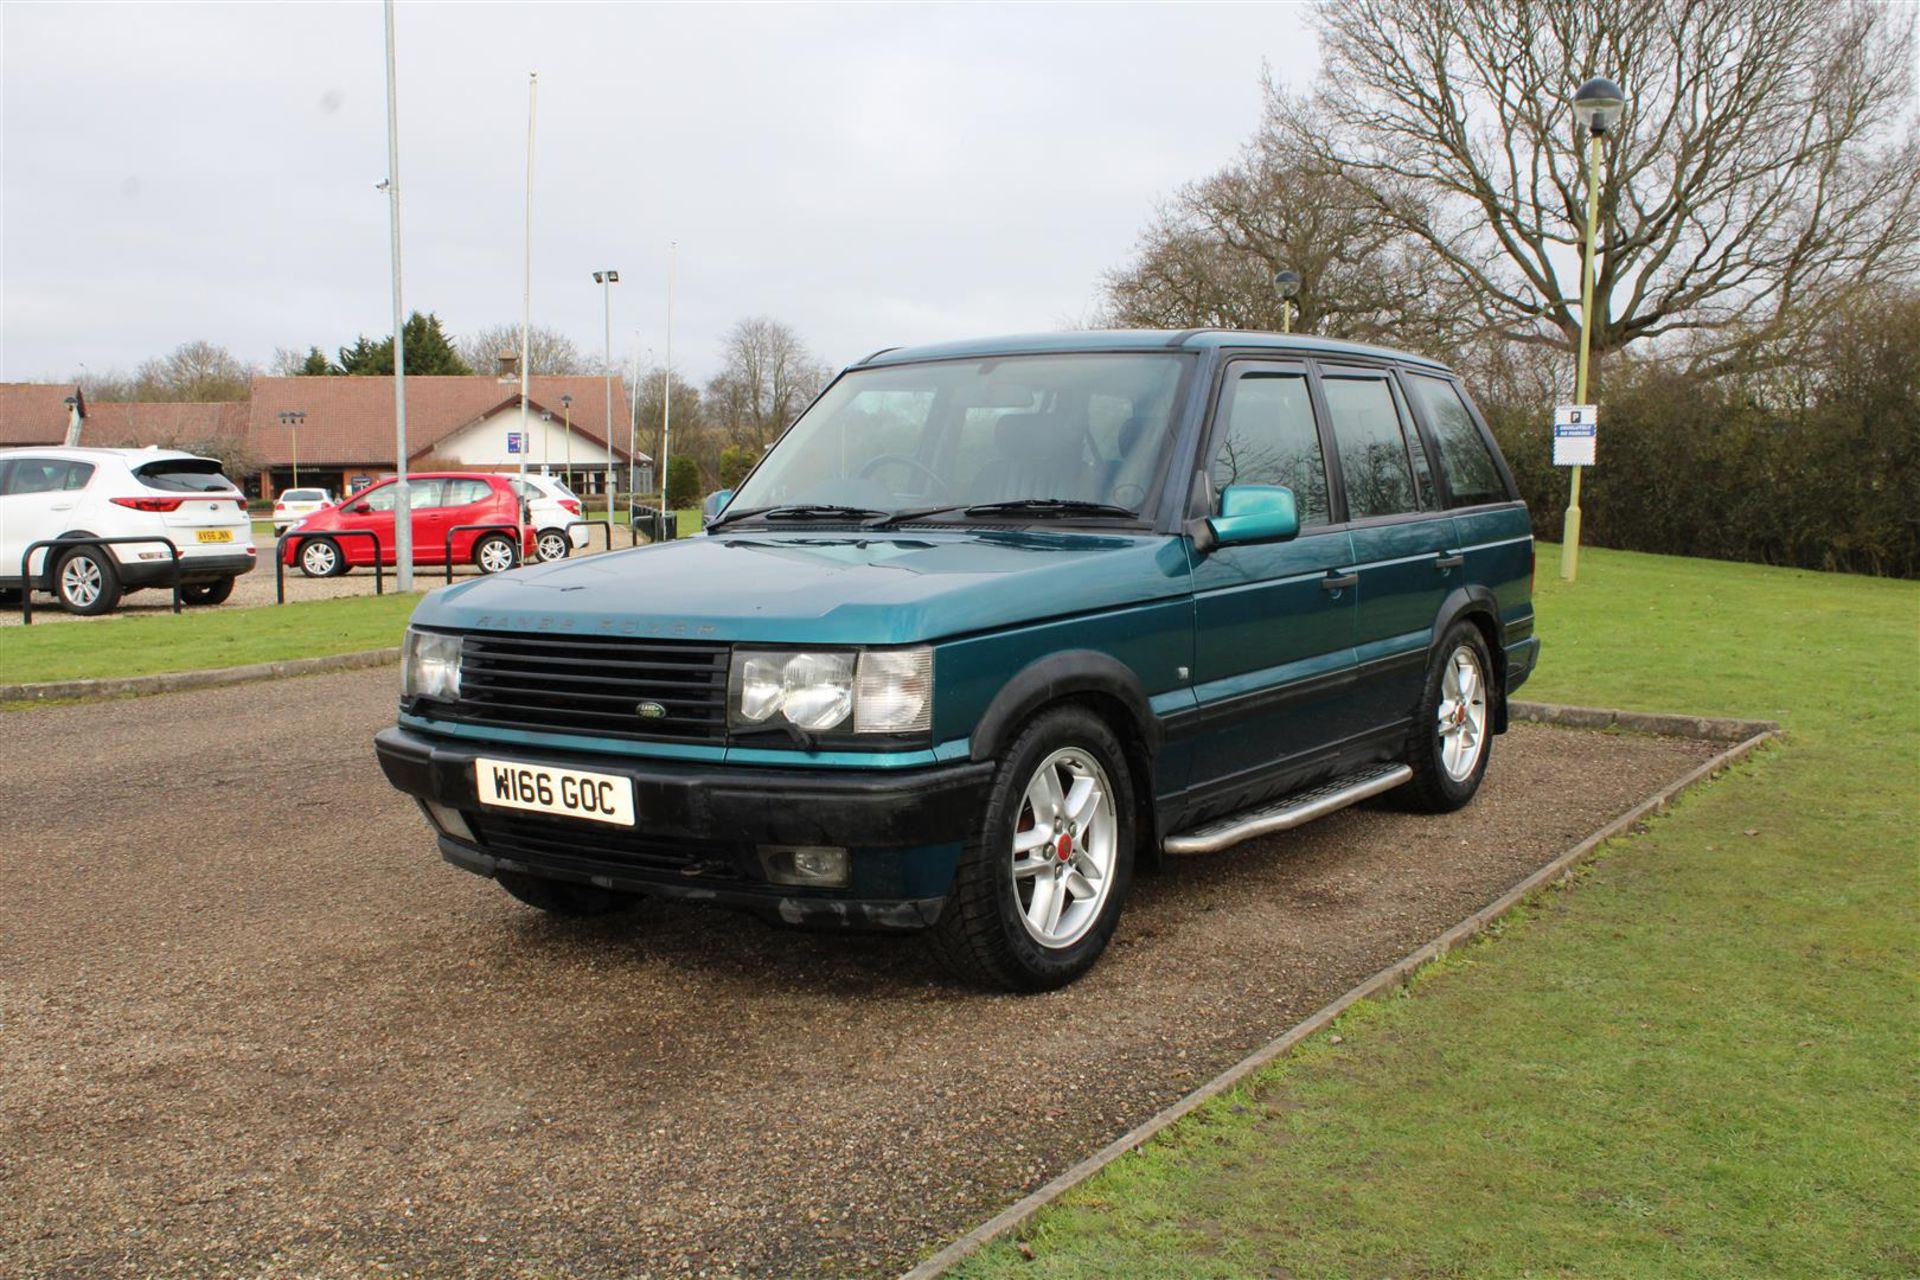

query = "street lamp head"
[[1273, 269, 1302, 300], [561, 393, 572, 407], [1572, 76, 1626, 135], [592, 271, 604, 283], [606, 270, 619, 284]]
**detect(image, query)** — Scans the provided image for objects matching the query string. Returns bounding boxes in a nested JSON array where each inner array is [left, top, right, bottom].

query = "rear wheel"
[[536, 528, 571, 562], [474, 533, 518, 574], [495, 871, 639, 917], [1402, 620, 1495, 813], [55, 545, 122, 616], [180, 577, 236, 607], [298, 537, 346, 578], [926, 705, 1135, 991]]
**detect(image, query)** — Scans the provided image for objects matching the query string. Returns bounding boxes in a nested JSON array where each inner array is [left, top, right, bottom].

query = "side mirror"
[[347, 502, 371, 515], [1192, 484, 1300, 553], [703, 489, 735, 529]]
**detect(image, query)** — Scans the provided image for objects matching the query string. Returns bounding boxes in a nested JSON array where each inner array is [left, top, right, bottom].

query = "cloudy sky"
[[2, 2, 1320, 385]]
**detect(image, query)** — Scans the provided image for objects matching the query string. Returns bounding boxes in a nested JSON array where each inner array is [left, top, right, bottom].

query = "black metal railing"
[[445, 523, 523, 584], [275, 529, 384, 604], [19, 537, 181, 625]]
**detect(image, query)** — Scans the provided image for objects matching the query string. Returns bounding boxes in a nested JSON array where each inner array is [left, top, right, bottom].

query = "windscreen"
[[136, 458, 236, 493], [726, 353, 1187, 517]]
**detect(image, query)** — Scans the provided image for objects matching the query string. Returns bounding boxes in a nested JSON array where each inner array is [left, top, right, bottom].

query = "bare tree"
[[1296, 0, 1920, 375], [457, 323, 593, 376], [88, 340, 256, 402], [704, 317, 833, 450], [1104, 90, 1467, 350]]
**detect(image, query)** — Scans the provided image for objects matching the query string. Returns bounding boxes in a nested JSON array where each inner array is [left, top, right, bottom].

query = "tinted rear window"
[[1405, 374, 1508, 507], [136, 458, 236, 493], [2, 458, 94, 494], [284, 488, 328, 502]]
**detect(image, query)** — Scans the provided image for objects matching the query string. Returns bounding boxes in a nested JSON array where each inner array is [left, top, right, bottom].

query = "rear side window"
[[442, 479, 492, 507], [2, 458, 93, 494], [1405, 374, 1508, 507], [1208, 372, 1331, 526], [135, 458, 233, 493], [1322, 376, 1419, 519]]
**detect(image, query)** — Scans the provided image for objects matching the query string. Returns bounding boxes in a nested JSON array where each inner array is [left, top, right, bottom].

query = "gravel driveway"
[[0, 671, 1718, 1277]]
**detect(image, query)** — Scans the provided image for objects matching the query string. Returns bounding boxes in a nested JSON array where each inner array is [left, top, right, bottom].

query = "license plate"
[[197, 529, 234, 543], [473, 758, 635, 826]]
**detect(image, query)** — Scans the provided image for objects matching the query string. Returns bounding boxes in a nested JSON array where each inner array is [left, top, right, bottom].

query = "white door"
[[0, 457, 92, 586]]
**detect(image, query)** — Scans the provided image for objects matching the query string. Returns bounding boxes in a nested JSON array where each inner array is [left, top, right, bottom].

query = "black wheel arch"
[[968, 649, 1164, 873], [1431, 585, 1508, 733]]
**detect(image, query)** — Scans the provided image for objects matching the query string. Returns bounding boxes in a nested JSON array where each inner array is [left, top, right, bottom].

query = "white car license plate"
[[474, 758, 635, 826]]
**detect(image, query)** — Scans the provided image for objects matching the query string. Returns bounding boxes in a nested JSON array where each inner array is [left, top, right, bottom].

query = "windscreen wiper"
[[709, 503, 887, 530], [962, 498, 1141, 520]]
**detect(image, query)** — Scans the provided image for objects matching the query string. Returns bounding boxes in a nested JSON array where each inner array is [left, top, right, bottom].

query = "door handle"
[[51, 503, 75, 512], [1321, 572, 1360, 593], [1434, 552, 1465, 571]]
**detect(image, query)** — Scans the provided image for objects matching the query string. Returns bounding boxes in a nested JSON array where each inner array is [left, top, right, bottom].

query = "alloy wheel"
[[1436, 644, 1488, 781], [1009, 747, 1118, 949], [60, 556, 103, 608]]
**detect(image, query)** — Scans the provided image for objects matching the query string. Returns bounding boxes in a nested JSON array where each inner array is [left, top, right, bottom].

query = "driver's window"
[[1209, 372, 1330, 527], [361, 484, 399, 512]]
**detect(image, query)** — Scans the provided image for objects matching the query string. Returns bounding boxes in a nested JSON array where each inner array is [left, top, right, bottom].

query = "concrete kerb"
[[0, 647, 402, 704], [898, 709, 1781, 1280]]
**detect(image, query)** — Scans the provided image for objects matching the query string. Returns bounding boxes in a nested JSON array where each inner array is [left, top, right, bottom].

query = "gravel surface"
[[0, 536, 638, 626], [0, 671, 1719, 1278]]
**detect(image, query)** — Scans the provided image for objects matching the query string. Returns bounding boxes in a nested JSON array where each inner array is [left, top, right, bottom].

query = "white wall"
[[433, 406, 621, 469]]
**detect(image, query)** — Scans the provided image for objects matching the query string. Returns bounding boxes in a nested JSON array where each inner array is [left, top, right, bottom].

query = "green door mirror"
[[1198, 484, 1300, 552], [702, 489, 735, 529]]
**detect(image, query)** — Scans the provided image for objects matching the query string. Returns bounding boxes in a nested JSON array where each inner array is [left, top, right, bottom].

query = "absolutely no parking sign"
[[1554, 404, 1598, 466]]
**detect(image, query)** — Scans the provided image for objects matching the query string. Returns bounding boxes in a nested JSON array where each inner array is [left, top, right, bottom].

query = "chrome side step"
[[1162, 763, 1413, 856]]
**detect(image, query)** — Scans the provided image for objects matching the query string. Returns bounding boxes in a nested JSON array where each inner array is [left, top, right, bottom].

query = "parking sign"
[[507, 431, 525, 455], [1553, 404, 1597, 467]]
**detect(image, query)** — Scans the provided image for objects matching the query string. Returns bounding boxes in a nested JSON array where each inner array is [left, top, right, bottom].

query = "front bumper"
[[374, 725, 993, 929]]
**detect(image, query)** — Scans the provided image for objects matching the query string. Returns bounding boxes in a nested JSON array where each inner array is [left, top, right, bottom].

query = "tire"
[[536, 528, 571, 562], [54, 545, 122, 616], [495, 871, 639, 917], [1402, 620, 1496, 813], [298, 537, 346, 578], [180, 577, 236, 607], [473, 533, 518, 575], [926, 705, 1136, 991]]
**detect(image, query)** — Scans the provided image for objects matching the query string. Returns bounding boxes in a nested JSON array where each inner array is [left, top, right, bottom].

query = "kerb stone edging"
[[899, 712, 1780, 1279], [0, 647, 402, 704]]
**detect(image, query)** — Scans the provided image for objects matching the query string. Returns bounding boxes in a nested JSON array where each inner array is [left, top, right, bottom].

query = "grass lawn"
[[955, 545, 1919, 1279], [0, 592, 421, 686]]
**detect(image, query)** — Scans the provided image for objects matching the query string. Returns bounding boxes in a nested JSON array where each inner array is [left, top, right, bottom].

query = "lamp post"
[[592, 270, 619, 502], [1562, 75, 1625, 583], [561, 392, 573, 492], [277, 409, 307, 492], [1273, 269, 1301, 334]]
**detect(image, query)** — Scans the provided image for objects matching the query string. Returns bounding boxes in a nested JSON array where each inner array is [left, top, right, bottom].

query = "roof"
[[0, 383, 82, 446], [855, 329, 1454, 372], [87, 401, 248, 446], [247, 375, 635, 465]]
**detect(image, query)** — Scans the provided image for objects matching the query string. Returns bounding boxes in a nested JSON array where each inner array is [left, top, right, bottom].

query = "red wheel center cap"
[[1056, 834, 1074, 862]]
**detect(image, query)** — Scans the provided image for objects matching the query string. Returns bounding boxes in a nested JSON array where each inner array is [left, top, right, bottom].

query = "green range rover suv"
[[375, 330, 1539, 990]]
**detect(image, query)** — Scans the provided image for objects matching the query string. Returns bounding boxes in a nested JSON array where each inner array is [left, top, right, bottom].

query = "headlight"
[[403, 627, 462, 702], [729, 647, 931, 736]]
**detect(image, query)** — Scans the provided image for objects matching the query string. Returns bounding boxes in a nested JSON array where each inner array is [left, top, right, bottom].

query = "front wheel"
[[55, 545, 122, 616], [298, 537, 346, 578], [926, 705, 1135, 991], [473, 533, 518, 574], [1402, 621, 1495, 813], [180, 577, 235, 607], [536, 528, 571, 562], [496, 871, 639, 917]]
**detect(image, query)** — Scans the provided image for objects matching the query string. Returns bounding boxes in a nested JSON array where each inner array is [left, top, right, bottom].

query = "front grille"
[[469, 812, 745, 881], [446, 631, 729, 742]]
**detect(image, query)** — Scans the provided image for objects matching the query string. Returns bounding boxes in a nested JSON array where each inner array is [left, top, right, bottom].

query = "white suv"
[[271, 486, 336, 534], [512, 473, 592, 561], [0, 446, 256, 615]]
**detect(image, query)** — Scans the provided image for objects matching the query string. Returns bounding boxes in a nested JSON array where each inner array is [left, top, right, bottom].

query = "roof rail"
[[853, 346, 901, 367], [1163, 328, 1223, 348]]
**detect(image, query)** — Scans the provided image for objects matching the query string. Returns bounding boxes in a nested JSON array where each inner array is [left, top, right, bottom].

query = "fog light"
[[421, 800, 475, 843], [760, 845, 851, 888]]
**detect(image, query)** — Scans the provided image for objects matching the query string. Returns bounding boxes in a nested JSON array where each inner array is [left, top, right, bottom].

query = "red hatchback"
[[283, 473, 535, 578]]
